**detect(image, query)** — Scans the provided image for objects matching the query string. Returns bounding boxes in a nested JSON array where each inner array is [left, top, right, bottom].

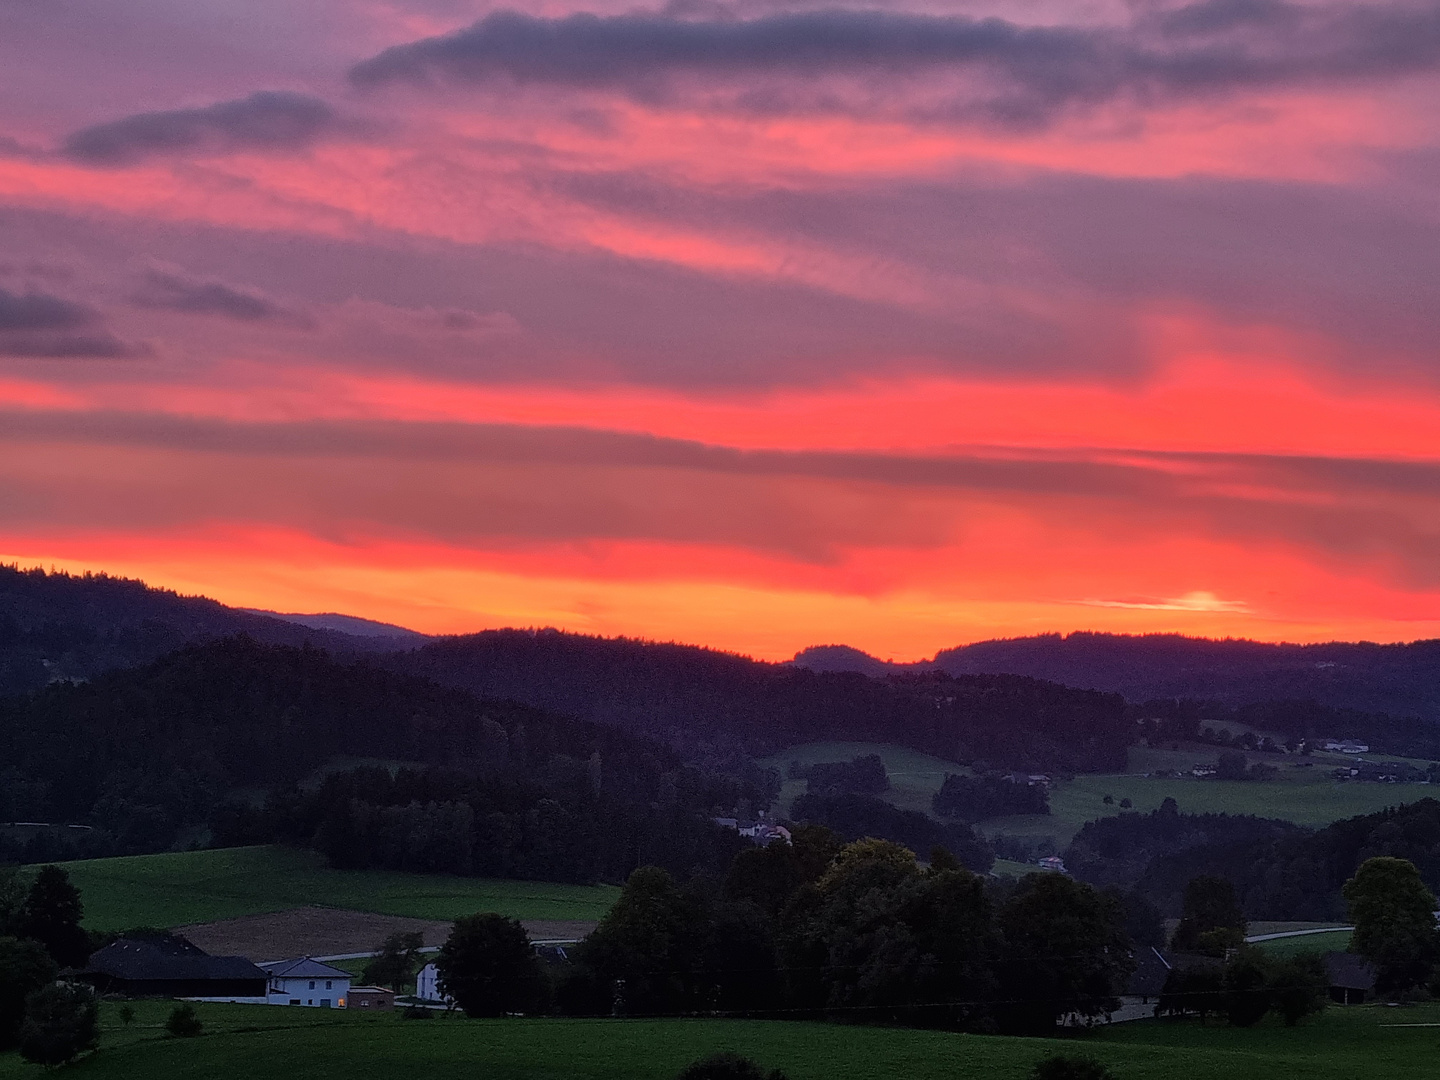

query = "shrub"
[[165, 1003, 203, 1038], [18, 983, 98, 1067], [676, 1052, 787, 1080]]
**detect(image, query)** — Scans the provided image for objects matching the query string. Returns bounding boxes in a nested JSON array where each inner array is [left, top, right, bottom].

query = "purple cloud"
[[63, 91, 344, 166]]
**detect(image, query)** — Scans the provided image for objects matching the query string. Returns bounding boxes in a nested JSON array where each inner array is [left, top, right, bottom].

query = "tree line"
[[1063, 797, 1440, 922]]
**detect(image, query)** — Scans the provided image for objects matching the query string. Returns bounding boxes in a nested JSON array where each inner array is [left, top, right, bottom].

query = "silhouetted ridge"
[[0, 564, 418, 695]]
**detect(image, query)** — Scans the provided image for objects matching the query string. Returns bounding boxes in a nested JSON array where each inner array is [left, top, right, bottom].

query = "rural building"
[[1323, 740, 1370, 754], [711, 817, 793, 844], [85, 936, 267, 1002], [1324, 952, 1377, 1005], [347, 985, 396, 1010], [1125, 947, 1173, 1005], [1037, 856, 1067, 873], [415, 962, 451, 1004], [259, 957, 352, 1007]]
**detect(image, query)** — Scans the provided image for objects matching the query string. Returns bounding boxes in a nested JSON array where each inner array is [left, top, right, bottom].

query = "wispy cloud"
[[1081, 590, 1250, 612], [63, 91, 346, 167], [131, 266, 312, 327]]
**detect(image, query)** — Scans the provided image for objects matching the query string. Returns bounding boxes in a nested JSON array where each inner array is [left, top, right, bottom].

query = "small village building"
[[258, 957, 352, 1008], [347, 985, 396, 1010], [1324, 952, 1377, 1005], [85, 937, 267, 1002], [1037, 855, 1067, 873]]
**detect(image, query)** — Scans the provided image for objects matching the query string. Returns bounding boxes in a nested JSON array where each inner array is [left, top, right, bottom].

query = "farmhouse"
[[259, 957, 352, 1008], [712, 817, 793, 844], [85, 936, 267, 1002]]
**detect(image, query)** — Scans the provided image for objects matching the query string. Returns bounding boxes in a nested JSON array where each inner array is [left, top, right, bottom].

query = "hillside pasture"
[[762, 742, 1435, 851], [52, 846, 619, 932], [0, 1001, 1434, 1080]]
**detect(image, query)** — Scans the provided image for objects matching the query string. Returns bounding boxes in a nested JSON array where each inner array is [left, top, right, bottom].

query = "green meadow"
[[53, 845, 620, 931], [1, 1000, 1435, 1080], [764, 741, 1436, 852]]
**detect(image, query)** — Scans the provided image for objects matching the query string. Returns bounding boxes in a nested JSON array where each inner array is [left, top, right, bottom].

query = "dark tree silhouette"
[[435, 913, 542, 1017]]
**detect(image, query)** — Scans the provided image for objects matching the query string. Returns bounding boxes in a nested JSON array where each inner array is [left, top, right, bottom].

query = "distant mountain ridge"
[[792, 632, 1440, 722], [0, 565, 420, 697], [243, 609, 428, 641]]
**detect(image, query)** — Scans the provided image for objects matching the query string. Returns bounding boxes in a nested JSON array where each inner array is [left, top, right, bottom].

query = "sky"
[[2, 0, 1440, 659]]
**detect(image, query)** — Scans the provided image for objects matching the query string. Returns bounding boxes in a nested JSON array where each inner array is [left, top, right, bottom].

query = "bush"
[[675, 1052, 788, 1080], [165, 1003, 203, 1038], [1029, 1055, 1116, 1080], [18, 983, 98, 1067]]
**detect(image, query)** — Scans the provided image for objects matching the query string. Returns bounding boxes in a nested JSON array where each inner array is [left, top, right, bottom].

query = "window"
[[325, 980, 332, 990], [321, 999, 331, 1008], [288, 999, 300, 1006], [309, 980, 316, 990]]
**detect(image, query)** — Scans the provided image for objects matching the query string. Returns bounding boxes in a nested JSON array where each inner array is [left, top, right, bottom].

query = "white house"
[[258, 957, 352, 1008], [415, 962, 452, 1005]]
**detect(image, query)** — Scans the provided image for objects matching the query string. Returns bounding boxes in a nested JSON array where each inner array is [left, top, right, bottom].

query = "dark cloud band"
[[63, 91, 342, 167], [0, 287, 131, 358], [349, 2, 1440, 124], [131, 267, 310, 326]]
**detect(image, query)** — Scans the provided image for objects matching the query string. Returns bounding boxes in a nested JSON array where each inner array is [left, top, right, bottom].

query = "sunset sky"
[[3, 0, 1440, 659]]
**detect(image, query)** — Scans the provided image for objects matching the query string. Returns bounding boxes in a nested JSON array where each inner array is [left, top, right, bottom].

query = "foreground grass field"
[[1, 1000, 1436, 1080], [57, 846, 620, 931], [766, 742, 1436, 850]]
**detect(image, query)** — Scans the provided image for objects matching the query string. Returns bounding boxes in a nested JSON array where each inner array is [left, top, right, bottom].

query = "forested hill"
[[385, 629, 1133, 772], [0, 565, 415, 695], [0, 637, 771, 880], [795, 632, 1440, 722]]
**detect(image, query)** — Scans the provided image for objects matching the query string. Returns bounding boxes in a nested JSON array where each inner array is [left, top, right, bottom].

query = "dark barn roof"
[[87, 938, 266, 983], [1324, 952, 1377, 992], [1126, 946, 1173, 997]]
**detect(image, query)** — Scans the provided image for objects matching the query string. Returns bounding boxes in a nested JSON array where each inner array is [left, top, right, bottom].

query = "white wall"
[[266, 975, 351, 1007]]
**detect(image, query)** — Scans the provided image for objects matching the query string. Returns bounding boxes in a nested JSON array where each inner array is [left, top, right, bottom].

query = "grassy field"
[[53, 846, 619, 931], [764, 742, 1436, 850], [758, 742, 969, 820], [1256, 930, 1354, 957], [1, 1000, 1435, 1080]]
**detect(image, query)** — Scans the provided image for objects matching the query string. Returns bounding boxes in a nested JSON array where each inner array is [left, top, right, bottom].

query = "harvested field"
[[179, 906, 597, 961]]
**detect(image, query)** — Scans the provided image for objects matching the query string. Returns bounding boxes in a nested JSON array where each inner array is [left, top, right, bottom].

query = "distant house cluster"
[[1002, 773, 1052, 788], [712, 817, 792, 844], [1323, 740, 1370, 754]]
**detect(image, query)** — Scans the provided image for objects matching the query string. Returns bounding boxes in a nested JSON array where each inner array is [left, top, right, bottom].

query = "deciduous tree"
[[1343, 856, 1440, 992], [435, 913, 542, 1017]]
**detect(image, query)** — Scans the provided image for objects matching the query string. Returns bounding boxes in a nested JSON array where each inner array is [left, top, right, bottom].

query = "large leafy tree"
[[996, 873, 1133, 1033], [575, 866, 710, 1015], [435, 913, 542, 1017], [778, 839, 999, 1026], [1170, 875, 1247, 955], [18, 982, 98, 1067], [18, 866, 90, 968], [0, 937, 57, 1049], [1343, 856, 1440, 992]]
